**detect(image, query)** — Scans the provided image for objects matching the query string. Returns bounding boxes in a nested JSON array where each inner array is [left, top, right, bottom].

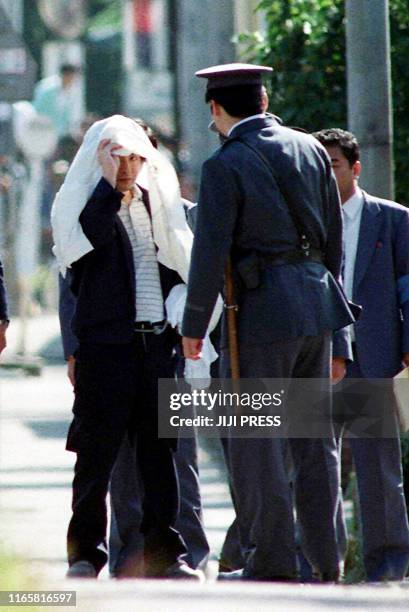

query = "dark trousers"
[[66, 330, 186, 574], [220, 332, 342, 579], [108, 352, 209, 576], [108, 433, 209, 576], [333, 356, 409, 580]]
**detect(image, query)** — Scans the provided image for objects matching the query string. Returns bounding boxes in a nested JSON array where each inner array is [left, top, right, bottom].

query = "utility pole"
[[168, 0, 182, 174], [345, 0, 394, 200], [13, 103, 57, 357], [176, 0, 235, 190]]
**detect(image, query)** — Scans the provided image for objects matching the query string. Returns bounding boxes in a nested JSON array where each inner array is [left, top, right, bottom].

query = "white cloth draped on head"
[[51, 114, 193, 282]]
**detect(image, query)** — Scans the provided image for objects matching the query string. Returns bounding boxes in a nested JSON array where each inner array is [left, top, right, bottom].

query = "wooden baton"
[[224, 256, 240, 380]]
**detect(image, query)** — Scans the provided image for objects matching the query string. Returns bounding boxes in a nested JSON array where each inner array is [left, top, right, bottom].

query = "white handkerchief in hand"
[[165, 284, 222, 389]]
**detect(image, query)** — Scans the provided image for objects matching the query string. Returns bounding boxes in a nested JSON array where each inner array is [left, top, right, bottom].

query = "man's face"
[[324, 145, 360, 204], [115, 153, 145, 192]]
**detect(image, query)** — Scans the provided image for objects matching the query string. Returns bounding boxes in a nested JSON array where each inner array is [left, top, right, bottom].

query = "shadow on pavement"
[[38, 335, 65, 364], [0, 466, 72, 474], [24, 419, 70, 439]]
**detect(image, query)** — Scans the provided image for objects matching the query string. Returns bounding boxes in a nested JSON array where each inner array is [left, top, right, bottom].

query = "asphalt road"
[[0, 315, 408, 611]]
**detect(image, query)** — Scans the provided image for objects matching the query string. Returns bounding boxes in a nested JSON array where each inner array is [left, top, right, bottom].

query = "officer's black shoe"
[[66, 560, 97, 579], [218, 563, 236, 573], [320, 570, 340, 583], [163, 561, 205, 582]]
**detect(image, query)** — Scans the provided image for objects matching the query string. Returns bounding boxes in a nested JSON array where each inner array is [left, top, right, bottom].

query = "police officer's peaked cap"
[[196, 63, 273, 91]]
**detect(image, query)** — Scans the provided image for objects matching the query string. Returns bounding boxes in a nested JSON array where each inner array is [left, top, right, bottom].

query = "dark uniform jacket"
[[70, 178, 182, 345], [182, 115, 354, 346]]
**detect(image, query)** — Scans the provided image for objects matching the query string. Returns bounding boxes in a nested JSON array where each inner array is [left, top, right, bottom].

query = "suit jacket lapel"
[[353, 193, 382, 296], [115, 216, 136, 297]]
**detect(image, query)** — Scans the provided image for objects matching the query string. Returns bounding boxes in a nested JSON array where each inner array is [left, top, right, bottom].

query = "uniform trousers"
[[218, 445, 347, 579], [66, 329, 186, 574], [220, 332, 342, 579]]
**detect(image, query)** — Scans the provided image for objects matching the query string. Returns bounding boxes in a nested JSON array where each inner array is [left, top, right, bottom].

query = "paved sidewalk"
[[0, 362, 233, 575], [0, 315, 233, 580], [0, 315, 408, 610]]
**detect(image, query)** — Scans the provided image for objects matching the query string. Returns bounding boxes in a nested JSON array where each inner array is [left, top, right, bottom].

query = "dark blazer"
[[352, 192, 409, 378], [0, 260, 8, 319], [59, 271, 77, 359], [70, 178, 182, 345], [182, 116, 354, 346]]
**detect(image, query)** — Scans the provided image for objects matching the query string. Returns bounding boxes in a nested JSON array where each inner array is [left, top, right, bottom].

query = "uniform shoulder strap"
[[232, 136, 313, 254]]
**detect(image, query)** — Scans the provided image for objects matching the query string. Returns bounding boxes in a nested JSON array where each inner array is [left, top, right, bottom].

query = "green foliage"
[[86, 0, 122, 33], [85, 0, 122, 116], [343, 473, 365, 583], [23, 0, 52, 71], [238, 0, 346, 129], [88, 0, 120, 17], [239, 0, 409, 203], [389, 5, 409, 204]]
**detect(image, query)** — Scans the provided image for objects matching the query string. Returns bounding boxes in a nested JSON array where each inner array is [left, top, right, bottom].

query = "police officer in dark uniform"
[[182, 63, 354, 582]]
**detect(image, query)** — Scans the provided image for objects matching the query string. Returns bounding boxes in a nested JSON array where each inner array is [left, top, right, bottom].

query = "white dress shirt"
[[342, 186, 364, 300], [342, 187, 364, 340]]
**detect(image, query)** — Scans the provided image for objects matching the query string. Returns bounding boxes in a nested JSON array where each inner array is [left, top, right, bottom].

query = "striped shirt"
[[117, 189, 164, 323]]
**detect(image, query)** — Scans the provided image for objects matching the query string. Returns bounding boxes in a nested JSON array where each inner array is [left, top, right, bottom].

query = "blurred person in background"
[[0, 153, 27, 298], [33, 63, 84, 140]]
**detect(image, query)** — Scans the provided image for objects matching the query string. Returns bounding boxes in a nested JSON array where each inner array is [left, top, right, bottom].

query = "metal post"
[[346, 0, 394, 199], [168, 0, 182, 173], [15, 157, 44, 355], [176, 0, 235, 188]]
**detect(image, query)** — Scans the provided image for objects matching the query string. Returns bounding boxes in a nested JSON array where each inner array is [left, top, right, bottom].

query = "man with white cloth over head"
[[51, 115, 208, 580]]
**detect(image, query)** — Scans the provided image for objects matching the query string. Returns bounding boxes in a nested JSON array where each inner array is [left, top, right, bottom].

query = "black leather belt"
[[134, 320, 168, 334], [261, 248, 324, 267]]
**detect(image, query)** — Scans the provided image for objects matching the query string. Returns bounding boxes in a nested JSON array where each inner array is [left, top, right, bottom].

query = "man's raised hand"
[[97, 139, 121, 188]]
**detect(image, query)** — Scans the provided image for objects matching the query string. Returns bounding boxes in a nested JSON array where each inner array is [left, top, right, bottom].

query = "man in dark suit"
[[314, 128, 409, 582], [0, 259, 8, 355], [182, 63, 355, 582], [62, 130, 202, 580]]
